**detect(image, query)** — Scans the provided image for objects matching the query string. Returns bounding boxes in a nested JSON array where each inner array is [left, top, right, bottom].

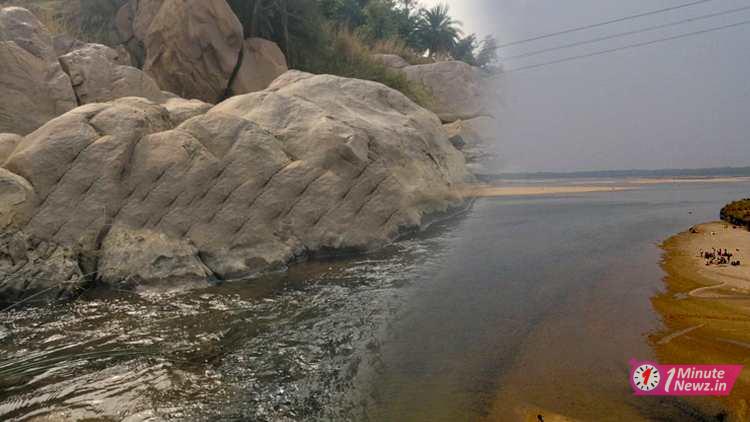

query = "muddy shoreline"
[[652, 222, 750, 420]]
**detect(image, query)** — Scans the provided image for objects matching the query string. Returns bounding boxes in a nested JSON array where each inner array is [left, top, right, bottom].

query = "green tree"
[[414, 3, 462, 58], [359, 0, 399, 41], [475, 34, 498, 69], [451, 33, 478, 65], [227, 0, 326, 68], [318, 0, 368, 28]]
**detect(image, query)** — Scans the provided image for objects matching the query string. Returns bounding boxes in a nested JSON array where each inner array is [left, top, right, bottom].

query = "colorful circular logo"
[[632, 363, 661, 392]]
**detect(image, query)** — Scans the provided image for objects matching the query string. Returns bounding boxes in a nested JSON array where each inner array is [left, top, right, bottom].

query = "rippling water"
[[1, 180, 748, 421], [0, 217, 457, 421]]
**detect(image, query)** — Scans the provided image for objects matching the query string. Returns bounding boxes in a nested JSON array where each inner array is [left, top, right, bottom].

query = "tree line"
[[227, 0, 499, 70]]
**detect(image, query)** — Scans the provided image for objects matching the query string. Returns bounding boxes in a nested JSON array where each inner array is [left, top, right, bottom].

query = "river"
[[0, 179, 748, 421]]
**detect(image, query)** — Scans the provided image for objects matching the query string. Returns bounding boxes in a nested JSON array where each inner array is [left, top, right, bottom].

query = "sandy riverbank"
[[461, 177, 750, 198], [462, 185, 629, 198], [652, 222, 750, 420], [628, 177, 750, 185]]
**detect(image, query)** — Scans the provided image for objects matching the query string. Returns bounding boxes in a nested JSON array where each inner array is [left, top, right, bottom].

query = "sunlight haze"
[[429, 0, 750, 172]]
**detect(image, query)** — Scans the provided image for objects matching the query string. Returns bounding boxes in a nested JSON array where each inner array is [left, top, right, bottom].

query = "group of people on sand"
[[699, 247, 742, 267]]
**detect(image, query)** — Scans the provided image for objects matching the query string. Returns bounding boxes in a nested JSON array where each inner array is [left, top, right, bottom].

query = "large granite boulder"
[[0, 7, 77, 135], [0, 72, 468, 302], [402, 60, 494, 123], [142, 0, 243, 103], [59, 43, 164, 104], [230, 38, 289, 95]]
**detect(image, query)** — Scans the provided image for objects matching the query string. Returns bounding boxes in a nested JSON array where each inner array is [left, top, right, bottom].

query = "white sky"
[[418, 0, 750, 172], [418, 0, 497, 38]]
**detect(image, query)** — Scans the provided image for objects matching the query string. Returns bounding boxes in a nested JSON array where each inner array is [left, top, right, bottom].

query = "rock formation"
[[402, 60, 494, 123], [0, 7, 77, 135], [0, 133, 22, 164], [115, 0, 289, 102], [142, 0, 244, 103], [52, 33, 86, 57], [230, 38, 289, 95], [115, 0, 163, 67], [59, 43, 164, 104], [0, 72, 469, 303]]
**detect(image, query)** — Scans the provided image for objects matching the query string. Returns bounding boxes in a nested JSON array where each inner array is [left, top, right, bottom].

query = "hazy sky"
[[422, 0, 750, 172]]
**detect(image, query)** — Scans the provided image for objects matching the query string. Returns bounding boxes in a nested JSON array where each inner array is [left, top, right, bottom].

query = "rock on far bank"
[[0, 6, 77, 135], [0, 71, 469, 303]]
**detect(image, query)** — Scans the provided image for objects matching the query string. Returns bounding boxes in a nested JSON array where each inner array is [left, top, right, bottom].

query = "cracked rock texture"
[[0, 72, 469, 302]]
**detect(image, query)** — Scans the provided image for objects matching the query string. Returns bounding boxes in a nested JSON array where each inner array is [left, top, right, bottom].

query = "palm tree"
[[452, 33, 478, 65], [415, 3, 462, 59]]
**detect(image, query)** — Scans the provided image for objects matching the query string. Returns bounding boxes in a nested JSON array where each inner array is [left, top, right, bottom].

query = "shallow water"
[[0, 180, 748, 421]]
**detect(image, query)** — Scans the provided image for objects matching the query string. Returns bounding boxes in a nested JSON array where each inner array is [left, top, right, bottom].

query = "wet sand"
[[652, 222, 750, 420]]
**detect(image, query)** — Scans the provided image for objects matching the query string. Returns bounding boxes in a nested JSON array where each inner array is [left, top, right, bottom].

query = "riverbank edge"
[[652, 222, 750, 420]]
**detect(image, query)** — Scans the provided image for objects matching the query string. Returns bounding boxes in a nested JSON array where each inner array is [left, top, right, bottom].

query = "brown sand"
[[652, 222, 750, 420]]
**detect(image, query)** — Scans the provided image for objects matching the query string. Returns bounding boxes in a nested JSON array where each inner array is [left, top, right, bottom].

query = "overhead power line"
[[496, 0, 714, 49], [502, 5, 750, 61], [502, 18, 750, 73]]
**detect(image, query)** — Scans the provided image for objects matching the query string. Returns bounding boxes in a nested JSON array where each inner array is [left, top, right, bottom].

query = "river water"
[[0, 180, 748, 421]]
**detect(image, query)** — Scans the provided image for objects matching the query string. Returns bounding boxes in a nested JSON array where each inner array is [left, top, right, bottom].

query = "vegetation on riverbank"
[[721, 199, 750, 229]]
